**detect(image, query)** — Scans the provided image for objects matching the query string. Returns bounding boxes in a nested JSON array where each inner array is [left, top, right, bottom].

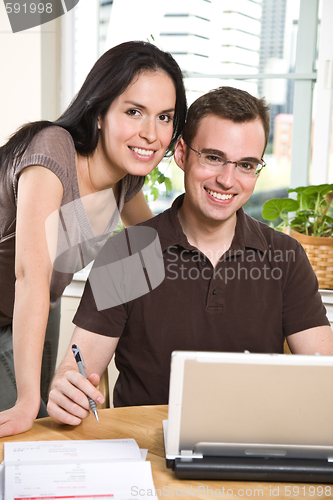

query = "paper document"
[[4, 439, 142, 464], [4, 439, 156, 500], [0, 462, 4, 500]]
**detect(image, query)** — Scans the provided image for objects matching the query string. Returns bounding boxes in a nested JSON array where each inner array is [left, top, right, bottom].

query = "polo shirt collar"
[[230, 206, 269, 255], [156, 193, 269, 255], [155, 194, 189, 252]]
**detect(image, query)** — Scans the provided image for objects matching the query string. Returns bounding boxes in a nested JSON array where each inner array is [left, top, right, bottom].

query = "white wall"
[[0, 2, 60, 146], [0, 3, 40, 145]]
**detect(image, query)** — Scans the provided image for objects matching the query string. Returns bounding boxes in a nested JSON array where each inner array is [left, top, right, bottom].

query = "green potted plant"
[[262, 183, 333, 289]]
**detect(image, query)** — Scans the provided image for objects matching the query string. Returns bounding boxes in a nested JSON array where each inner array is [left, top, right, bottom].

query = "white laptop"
[[164, 351, 333, 482]]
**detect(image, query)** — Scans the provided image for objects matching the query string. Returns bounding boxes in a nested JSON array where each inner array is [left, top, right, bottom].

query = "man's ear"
[[174, 138, 187, 171]]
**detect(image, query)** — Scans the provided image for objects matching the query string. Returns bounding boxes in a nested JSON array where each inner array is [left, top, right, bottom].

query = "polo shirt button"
[[202, 259, 207, 266], [212, 289, 217, 295]]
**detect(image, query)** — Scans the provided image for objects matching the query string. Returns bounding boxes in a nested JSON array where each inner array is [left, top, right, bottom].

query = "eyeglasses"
[[187, 144, 266, 176]]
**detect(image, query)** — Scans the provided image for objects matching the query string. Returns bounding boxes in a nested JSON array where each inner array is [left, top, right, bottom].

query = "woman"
[[0, 40, 187, 437]]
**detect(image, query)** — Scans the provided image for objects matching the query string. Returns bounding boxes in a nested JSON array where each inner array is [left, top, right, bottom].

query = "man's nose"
[[216, 161, 237, 188]]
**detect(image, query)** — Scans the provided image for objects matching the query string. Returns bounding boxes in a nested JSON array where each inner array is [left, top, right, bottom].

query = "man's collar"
[[155, 193, 269, 255], [230, 207, 269, 255], [154, 194, 189, 252]]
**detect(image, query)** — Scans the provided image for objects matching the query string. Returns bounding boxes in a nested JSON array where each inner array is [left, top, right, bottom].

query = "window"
[[64, 0, 333, 219]]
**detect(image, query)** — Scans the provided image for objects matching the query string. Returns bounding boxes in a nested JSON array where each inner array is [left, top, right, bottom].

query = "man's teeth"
[[131, 147, 154, 156], [206, 189, 233, 200]]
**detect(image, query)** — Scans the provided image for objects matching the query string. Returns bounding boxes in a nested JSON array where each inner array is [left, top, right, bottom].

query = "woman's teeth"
[[130, 147, 154, 156], [206, 189, 233, 200]]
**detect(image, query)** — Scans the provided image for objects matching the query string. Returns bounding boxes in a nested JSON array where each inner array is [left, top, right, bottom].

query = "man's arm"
[[287, 325, 333, 354], [47, 326, 119, 426]]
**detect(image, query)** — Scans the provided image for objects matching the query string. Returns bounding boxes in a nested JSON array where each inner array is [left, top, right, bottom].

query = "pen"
[[72, 344, 99, 422]]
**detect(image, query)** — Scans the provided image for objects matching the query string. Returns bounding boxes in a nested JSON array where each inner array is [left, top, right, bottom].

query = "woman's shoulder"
[[29, 125, 74, 154], [23, 125, 75, 166], [17, 126, 76, 188]]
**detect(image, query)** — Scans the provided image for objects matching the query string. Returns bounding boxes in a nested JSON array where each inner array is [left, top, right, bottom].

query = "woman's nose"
[[139, 118, 157, 143]]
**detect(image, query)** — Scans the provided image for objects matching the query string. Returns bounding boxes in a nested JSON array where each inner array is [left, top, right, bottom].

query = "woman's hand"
[[0, 400, 39, 437]]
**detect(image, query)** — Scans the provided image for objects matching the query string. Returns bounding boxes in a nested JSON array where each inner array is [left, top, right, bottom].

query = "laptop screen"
[[166, 351, 333, 460]]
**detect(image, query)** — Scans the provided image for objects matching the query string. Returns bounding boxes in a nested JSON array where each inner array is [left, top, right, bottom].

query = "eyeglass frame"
[[186, 143, 266, 176]]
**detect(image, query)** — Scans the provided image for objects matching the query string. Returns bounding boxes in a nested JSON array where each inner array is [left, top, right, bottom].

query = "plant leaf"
[[262, 198, 299, 221], [303, 184, 332, 196], [287, 186, 307, 194], [320, 215, 333, 225], [150, 186, 159, 201], [164, 177, 172, 192]]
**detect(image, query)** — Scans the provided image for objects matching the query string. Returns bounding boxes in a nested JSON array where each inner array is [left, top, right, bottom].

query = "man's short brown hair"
[[182, 86, 270, 155]]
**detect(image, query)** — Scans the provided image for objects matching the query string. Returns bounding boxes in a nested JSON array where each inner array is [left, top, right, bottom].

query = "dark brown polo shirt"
[[74, 194, 329, 407]]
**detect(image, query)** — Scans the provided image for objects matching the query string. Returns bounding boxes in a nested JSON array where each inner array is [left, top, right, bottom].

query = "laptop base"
[[172, 456, 333, 483]]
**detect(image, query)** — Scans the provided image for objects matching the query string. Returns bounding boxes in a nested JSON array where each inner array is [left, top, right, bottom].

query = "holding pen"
[[72, 344, 99, 422]]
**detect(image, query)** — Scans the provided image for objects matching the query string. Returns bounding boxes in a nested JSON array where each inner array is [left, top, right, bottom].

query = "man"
[[48, 87, 333, 426]]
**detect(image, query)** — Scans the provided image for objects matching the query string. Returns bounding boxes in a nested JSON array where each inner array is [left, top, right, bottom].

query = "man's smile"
[[205, 188, 235, 201]]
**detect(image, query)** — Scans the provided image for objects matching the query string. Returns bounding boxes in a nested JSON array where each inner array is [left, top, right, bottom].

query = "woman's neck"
[[76, 151, 123, 196], [75, 152, 120, 236]]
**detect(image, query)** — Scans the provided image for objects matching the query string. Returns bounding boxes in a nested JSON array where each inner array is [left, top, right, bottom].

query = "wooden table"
[[0, 405, 332, 499]]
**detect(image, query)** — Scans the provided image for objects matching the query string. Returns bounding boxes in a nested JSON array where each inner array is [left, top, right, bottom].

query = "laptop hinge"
[[180, 449, 203, 460]]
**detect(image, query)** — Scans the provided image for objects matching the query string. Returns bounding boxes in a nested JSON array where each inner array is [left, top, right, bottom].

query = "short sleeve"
[[73, 279, 128, 338], [13, 126, 76, 200], [282, 241, 330, 336]]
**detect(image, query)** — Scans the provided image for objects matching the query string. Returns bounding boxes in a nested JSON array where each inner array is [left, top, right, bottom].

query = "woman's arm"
[[120, 189, 154, 227], [0, 165, 63, 437]]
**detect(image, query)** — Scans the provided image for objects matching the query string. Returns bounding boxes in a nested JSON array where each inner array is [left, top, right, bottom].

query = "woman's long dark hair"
[[0, 41, 187, 179]]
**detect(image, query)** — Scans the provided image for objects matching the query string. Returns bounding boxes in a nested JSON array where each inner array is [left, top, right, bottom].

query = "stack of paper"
[[1, 439, 157, 500]]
